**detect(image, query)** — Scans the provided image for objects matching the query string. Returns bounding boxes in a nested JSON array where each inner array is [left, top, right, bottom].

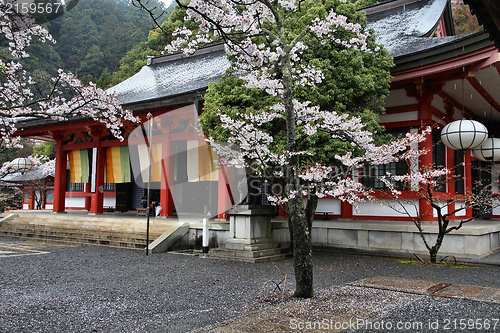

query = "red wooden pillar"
[[160, 137, 174, 217], [464, 151, 473, 219], [28, 192, 35, 210], [90, 142, 105, 214], [217, 165, 233, 219], [53, 138, 67, 213], [340, 200, 353, 219], [417, 86, 434, 221], [277, 205, 287, 217], [84, 183, 91, 211]]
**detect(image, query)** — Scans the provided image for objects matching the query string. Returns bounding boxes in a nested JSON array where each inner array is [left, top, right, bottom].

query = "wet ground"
[[1, 237, 499, 332]]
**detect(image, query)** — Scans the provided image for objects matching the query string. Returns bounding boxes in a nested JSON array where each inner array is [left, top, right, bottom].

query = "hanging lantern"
[[440, 119, 488, 150], [10, 157, 34, 173], [472, 138, 500, 162]]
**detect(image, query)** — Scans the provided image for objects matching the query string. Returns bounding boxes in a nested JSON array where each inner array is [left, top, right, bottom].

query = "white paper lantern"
[[10, 157, 34, 173], [472, 138, 500, 162], [440, 119, 488, 150]]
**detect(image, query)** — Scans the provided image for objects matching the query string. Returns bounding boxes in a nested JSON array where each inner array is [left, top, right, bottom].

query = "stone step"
[[0, 226, 149, 242], [0, 224, 164, 239], [7, 235, 146, 250], [210, 247, 283, 258], [0, 213, 194, 251], [3, 217, 173, 231], [0, 213, 177, 250], [208, 249, 289, 263], [0, 234, 145, 250], [9, 217, 172, 230]]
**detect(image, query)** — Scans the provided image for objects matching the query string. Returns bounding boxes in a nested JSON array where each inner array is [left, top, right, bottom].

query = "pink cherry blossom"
[[0, 11, 138, 146]]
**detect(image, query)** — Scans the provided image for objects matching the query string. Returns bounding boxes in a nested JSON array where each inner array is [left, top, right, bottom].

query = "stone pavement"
[[471, 249, 500, 266], [200, 276, 500, 332], [1, 237, 499, 333]]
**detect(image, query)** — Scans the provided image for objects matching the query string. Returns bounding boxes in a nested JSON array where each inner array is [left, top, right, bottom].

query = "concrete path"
[[0, 237, 499, 332]]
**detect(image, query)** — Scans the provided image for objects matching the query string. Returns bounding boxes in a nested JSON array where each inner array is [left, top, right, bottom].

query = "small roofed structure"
[[1, 163, 55, 210]]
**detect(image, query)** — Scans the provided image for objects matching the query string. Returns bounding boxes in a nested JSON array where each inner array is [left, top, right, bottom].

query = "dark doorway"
[[115, 183, 133, 212], [471, 161, 492, 219]]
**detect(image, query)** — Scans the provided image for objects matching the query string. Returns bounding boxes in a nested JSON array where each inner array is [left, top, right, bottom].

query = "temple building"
[[8, 0, 500, 257]]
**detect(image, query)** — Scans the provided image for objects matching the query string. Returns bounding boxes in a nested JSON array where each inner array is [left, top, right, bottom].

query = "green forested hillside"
[[10, 0, 482, 92], [8, 0, 173, 89], [49, 0, 169, 85], [111, 4, 197, 86]]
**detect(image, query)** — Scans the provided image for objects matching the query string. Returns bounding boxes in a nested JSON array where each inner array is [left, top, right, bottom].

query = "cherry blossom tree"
[[381, 163, 499, 263], [0, 9, 138, 147], [139, 0, 436, 298]]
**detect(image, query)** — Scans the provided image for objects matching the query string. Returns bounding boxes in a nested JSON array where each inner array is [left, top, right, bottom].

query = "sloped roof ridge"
[[148, 44, 225, 66], [363, 0, 427, 14]]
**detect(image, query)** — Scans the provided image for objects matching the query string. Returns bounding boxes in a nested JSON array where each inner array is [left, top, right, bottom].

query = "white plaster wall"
[[65, 197, 85, 208], [494, 206, 500, 216], [455, 201, 466, 216], [384, 89, 418, 107], [315, 198, 341, 214], [433, 201, 448, 217], [104, 197, 116, 208], [379, 111, 418, 124], [23, 203, 29, 210], [356, 199, 418, 217], [432, 114, 446, 125]]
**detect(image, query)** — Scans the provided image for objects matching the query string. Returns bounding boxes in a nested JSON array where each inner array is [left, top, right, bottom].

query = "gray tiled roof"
[[1, 164, 54, 183], [366, 0, 452, 57], [109, 0, 479, 106], [108, 46, 230, 106]]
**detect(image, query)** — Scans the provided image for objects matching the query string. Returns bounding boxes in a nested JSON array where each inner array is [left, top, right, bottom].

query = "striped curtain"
[[186, 139, 219, 182], [106, 146, 131, 183], [68, 149, 90, 183], [198, 142, 219, 181], [136, 143, 162, 182]]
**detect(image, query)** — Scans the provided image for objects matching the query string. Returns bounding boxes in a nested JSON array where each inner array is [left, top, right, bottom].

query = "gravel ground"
[[1, 237, 499, 332]]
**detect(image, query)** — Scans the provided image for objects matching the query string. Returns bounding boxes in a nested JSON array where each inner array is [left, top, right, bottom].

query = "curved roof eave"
[[392, 32, 495, 72]]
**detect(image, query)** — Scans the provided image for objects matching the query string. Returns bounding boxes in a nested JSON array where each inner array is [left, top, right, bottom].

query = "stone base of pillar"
[[209, 205, 288, 262]]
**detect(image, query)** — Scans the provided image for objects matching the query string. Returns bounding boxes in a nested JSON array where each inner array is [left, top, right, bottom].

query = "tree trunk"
[[305, 194, 318, 234], [288, 195, 313, 298], [429, 233, 445, 263], [281, 45, 313, 298]]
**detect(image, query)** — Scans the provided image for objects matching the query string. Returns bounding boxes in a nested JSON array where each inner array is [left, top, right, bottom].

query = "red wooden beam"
[[385, 104, 419, 114], [393, 46, 499, 84], [467, 76, 500, 112]]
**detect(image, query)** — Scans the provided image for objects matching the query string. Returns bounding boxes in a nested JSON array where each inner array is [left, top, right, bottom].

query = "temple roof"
[[1, 164, 54, 183], [108, 44, 230, 107], [366, 0, 454, 57], [15, 0, 500, 136], [110, 0, 484, 107]]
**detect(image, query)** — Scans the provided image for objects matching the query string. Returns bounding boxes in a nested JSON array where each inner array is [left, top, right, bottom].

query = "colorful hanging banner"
[[187, 140, 199, 182], [68, 149, 90, 183], [136, 143, 162, 183], [106, 146, 131, 183], [151, 143, 162, 182], [198, 142, 219, 181]]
